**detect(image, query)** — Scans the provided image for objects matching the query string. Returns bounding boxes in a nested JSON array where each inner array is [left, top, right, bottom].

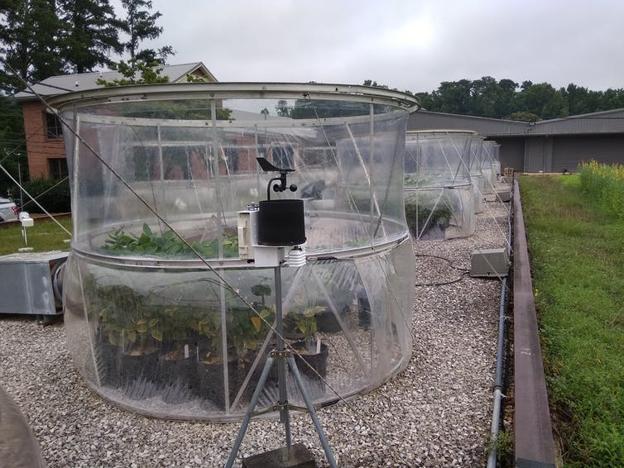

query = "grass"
[[0, 217, 72, 255], [520, 174, 624, 467]]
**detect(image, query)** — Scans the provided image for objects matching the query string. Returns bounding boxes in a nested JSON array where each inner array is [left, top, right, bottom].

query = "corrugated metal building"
[[409, 108, 624, 172]]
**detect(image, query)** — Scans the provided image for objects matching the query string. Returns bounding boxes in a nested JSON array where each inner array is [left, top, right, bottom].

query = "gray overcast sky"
[[136, 0, 624, 92]]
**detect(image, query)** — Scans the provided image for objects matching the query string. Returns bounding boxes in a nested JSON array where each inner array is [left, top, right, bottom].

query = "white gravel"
[[0, 196, 509, 468]]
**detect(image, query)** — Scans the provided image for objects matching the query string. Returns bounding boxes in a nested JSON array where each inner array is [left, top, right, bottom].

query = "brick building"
[[15, 62, 217, 179]]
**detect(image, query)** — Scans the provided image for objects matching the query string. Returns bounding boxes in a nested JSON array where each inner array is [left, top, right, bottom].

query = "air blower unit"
[[0, 251, 68, 316]]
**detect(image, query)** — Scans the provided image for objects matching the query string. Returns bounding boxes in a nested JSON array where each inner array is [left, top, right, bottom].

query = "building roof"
[[409, 107, 624, 138], [527, 108, 624, 135], [15, 62, 217, 101], [409, 109, 529, 137]]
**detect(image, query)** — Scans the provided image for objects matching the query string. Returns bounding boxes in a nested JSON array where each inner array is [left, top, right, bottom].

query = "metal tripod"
[[225, 266, 337, 468]]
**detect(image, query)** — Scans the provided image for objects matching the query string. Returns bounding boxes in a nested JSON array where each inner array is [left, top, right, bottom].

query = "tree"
[[470, 76, 500, 117], [58, 0, 123, 73], [96, 58, 168, 86], [494, 79, 518, 118], [515, 82, 567, 119], [508, 111, 540, 122], [0, 94, 26, 196], [0, 0, 65, 93], [119, 0, 173, 66], [414, 92, 433, 110], [431, 79, 473, 114]]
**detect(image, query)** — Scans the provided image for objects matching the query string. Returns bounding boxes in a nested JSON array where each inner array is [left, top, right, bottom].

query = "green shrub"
[[103, 223, 239, 258], [579, 161, 624, 218], [404, 200, 452, 236], [20, 178, 71, 214]]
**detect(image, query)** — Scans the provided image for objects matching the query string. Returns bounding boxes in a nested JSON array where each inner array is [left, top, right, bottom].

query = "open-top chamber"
[[404, 130, 476, 240], [52, 83, 418, 420]]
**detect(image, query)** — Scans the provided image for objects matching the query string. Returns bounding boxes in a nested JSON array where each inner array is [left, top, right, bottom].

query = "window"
[[45, 112, 63, 138], [48, 158, 68, 180]]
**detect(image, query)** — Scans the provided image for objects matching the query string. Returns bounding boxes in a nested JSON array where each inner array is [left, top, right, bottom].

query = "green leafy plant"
[[191, 310, 223, 363], [405, 200, 452, 236], [94, 284, 162, 353], [292, 305, 324, 353], [229, 306, 274, 358], [103, 223, 239, 258]]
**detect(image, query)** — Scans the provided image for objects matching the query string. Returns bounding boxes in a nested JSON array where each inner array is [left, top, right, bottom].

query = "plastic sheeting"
[[468, 135, 486, 213], [404, 130, 476, 240], [54, 84, 417, 420]]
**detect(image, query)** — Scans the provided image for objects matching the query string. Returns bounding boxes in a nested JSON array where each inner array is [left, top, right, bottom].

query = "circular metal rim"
[[48, 82, 420, 111], [406, 129, 479, 136], [403, 181, 473, 191], [70, 233, 412, 271]]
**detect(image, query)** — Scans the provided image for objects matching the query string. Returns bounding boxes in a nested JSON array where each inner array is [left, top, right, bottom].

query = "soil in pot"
[[196, 355, 238, 410]]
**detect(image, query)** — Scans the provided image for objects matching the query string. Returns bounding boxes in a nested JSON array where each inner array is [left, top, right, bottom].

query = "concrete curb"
[[512, 178, 556, 467]]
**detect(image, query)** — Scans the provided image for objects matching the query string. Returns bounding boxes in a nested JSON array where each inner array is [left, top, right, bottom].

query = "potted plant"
[[156, 305, 200, 404], [290, 306, 329, 389], [117, 312, 162, 400], [93, 284, 148, 389], [229, 306, 275, 402], [194, 310, 237, 410], [405, 200, 452, 239]]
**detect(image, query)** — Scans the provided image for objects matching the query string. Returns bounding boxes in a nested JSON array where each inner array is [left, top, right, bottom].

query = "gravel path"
[[0, 197, 509, 467]]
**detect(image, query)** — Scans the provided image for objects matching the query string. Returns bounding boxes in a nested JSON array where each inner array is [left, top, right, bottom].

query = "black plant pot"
[[292, 341, 328, 379], [292, 341, 329, 399], [196, 358, 238, 410], [119, 350, 159, 400]]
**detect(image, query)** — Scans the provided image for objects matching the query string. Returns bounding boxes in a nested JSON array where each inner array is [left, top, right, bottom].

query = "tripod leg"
[[225, 356, 274, 468], [287, 356, 337, 468]]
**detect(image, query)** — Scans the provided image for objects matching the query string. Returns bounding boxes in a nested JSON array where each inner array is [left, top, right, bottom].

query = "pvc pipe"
[[487, 279, 508, 468]]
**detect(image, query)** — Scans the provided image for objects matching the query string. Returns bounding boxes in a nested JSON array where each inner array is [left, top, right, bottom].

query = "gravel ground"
[[0, 196, 510, 468]]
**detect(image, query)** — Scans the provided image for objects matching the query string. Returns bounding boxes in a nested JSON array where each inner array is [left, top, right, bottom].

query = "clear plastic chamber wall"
[[404, 130, 476, 240], [483, 140, 501, 187], [468, 135, 486, 213], [52, 83, 418, 421]]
